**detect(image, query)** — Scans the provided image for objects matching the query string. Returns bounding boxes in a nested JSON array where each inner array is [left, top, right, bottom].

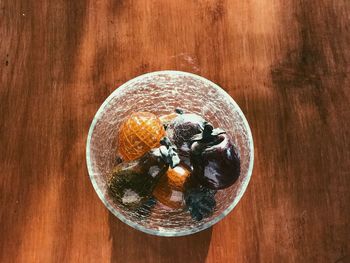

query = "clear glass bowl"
[[86, 71, 254, 237]]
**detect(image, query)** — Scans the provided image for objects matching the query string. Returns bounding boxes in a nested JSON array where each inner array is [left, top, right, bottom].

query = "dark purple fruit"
[[190, 124, 240, 190], [166, 110, 206, 156]]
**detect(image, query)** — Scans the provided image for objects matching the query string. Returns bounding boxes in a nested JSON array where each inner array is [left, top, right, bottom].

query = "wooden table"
[[1, 0, 349, 262]]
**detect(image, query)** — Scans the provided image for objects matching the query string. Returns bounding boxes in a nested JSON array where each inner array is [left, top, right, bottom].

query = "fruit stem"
[[175, 108, 184, 114], [202, 123, 214, 138], [191, 123, 226, 143]]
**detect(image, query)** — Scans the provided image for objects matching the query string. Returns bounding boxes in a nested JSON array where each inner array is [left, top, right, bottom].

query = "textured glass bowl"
[[86, 71, 254, 237]]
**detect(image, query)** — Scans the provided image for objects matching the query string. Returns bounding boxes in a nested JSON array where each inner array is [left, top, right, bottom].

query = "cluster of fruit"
[[107, 109, 240, 221]]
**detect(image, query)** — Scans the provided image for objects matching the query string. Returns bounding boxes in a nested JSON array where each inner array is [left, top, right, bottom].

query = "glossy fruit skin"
[[166, 113, 206, 156], [108, 148, 169, 208], [165, 164, 192, 190], [190, 133, 240, 190], [118, 112, 166, 161], [153, 163, 191, 209], [153, 177, 184, 209]]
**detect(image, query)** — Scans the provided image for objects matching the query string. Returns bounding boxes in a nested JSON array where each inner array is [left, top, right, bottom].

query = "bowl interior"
[[86, 71, 254, 236]]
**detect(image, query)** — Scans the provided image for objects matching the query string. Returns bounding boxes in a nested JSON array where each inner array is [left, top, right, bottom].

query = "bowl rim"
[[86, 70, 254, 237]]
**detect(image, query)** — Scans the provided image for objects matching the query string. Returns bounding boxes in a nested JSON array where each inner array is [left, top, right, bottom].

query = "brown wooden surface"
[[1, 0, 349, 262]]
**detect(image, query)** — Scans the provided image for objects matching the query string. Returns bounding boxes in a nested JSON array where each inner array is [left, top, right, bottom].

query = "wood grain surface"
[[1, 0, 349, 262]]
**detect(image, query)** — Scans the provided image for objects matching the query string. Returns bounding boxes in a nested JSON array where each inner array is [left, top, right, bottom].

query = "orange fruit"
[[153, 164, 191, 209], [166, 165, 191, 190], [118, 112, 166, 161], [153, 176, 183, 209]]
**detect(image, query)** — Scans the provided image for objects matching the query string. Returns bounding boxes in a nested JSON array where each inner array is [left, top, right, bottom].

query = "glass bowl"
[[86, 71, 254, 237]]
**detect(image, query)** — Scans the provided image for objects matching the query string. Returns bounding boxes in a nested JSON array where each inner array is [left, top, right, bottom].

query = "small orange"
[[166, 165, 191, 190], [153, 164, 191, 209], [118, 112, 166, 161], [153, 176, 183, 209]]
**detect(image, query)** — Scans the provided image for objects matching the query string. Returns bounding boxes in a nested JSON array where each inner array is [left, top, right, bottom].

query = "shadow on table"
[[108, 213, 212, 263]]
